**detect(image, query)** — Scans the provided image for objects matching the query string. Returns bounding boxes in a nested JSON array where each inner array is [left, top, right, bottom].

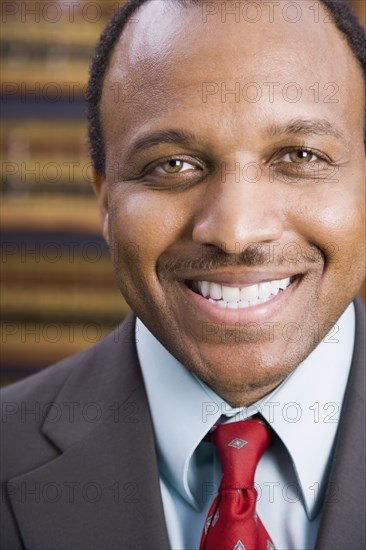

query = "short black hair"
[[86, 0, 366, 176]]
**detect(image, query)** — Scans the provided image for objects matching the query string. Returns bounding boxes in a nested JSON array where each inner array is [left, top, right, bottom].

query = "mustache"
[[158, 243, 322, 275]]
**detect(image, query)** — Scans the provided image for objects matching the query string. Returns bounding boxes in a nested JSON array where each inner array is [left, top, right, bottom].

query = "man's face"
[[97, 0, 366, 406]]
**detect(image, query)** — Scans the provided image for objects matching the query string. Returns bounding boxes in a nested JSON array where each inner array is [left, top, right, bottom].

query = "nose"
[[192, 161, 284, 252]]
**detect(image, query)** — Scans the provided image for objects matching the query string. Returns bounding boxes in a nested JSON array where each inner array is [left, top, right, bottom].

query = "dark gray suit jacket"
[[1, 300, 365, 550]]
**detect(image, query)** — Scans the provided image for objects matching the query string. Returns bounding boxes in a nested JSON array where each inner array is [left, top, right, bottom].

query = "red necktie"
[[200, 418, 275, 550]]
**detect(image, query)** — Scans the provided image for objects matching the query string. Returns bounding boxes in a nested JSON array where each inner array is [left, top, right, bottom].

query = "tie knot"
[[212, 418, 273, 489]]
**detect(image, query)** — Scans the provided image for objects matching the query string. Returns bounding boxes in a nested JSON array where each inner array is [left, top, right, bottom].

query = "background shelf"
[[1, 1, 129, 385]]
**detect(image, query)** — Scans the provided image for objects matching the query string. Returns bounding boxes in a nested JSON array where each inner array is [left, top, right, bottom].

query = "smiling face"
[[95, 0, 366, 406]]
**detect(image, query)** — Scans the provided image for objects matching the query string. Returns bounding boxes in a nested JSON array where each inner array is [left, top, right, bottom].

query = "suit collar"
[[316, 297, 366, 549], [40, 314, 142, 451], [9, 314, 170, 550]]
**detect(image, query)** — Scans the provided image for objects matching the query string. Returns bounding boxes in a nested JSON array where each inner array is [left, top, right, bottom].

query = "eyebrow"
[[126, 119, 348, 159], [126, 129, 201, 158], [267, 118, 347, 143]]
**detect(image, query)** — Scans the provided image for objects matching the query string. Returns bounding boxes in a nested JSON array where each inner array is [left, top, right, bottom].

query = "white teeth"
[[258, 281, 272, 300], [193, 275, 294, 308], [210, 282, 222, 300], [279, 277, 290, 290], [270, 279, 281, 295], [222, 285, 240, 302], [200, 281, 210, 297], [240, 284, 258, 302]]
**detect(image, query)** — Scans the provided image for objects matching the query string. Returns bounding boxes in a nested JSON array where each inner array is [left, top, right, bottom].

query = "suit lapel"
[[8, 314, 170, 550], [316, 298, 366, 549]]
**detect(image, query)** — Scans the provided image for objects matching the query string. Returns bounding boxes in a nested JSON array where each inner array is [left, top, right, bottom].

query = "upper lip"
[[179, 271, 302, 287]]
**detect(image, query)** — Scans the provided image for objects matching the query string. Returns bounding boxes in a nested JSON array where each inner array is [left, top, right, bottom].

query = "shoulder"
[[352, 296, 365, 388], [0, 314, 139, 478], [1, 314, 136, 405], [354, 295, 366, 339]]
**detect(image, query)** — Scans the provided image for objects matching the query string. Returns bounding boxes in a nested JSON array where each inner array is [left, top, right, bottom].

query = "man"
[[1, 0, 365, 548]]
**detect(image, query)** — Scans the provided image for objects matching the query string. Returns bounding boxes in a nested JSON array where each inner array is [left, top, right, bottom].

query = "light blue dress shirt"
[[136, 303, 355, 550]]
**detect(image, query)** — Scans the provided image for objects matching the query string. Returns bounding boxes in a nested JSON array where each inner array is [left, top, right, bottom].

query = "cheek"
[[107, 187, 189, 277], [289, 172, 365, 290], [291, 165, 364, 239]]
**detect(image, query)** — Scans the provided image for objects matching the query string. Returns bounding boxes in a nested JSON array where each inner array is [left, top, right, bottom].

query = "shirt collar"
[[135, 318, 223, 508], [136, 303, 355, 518]]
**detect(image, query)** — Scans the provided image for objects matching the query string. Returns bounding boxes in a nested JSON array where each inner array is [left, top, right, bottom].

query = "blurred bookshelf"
[[1, 1, 130, 386], [1, 0, 365, 386], [350, 0, 365, 26]]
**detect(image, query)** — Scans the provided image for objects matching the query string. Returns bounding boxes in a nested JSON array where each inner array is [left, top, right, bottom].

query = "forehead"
[[101, 0, 364, 147]]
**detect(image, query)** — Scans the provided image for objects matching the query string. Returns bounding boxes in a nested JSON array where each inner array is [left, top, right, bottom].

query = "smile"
[[185, 276, 296, 310]]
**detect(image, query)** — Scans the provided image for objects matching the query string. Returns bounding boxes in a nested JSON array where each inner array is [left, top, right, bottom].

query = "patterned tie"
[[200, 418, 275, 550]]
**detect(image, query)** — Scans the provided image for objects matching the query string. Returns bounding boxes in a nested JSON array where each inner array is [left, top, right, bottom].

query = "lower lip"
[[180, 277, 301, 325]]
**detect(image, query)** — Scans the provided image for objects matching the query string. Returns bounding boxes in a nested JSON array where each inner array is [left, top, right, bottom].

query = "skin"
[[94, 0, 366, 406]]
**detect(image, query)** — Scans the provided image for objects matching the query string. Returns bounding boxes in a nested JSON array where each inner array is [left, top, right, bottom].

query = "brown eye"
[[287, 150, 316, 164], [156, 159, 193, 174]]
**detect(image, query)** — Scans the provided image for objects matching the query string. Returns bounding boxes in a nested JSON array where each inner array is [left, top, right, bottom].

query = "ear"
[[92, 169, 109, 245]]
